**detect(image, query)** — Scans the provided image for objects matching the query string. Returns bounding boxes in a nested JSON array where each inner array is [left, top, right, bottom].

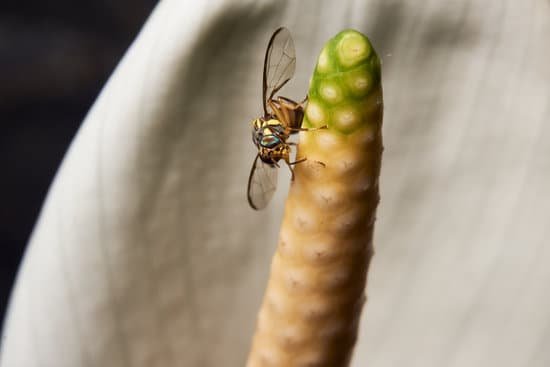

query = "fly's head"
[[251, 118, 290, 164]]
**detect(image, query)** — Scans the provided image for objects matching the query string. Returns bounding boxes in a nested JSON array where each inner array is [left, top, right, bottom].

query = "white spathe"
[[2, 0, 550, 366]]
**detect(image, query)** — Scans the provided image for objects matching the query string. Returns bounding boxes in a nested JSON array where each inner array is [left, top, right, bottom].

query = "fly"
[[247, 27, 326, 210]]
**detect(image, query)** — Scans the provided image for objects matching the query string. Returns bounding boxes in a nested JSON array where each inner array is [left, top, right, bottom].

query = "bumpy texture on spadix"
[[247, 29, 383, 367]]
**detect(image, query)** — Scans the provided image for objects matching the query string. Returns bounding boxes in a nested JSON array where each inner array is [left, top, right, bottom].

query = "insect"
[[247, 27, 326, 210]]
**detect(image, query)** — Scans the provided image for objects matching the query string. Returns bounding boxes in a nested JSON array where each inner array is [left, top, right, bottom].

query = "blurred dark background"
[[0, 0, 158, 329]]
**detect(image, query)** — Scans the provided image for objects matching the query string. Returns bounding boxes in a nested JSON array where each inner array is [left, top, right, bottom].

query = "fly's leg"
[[287, 163, 295, 181], [285, 156, 308, 181], [288, 125, 328, 133], [277, 97, 330, 132], [268, 99, 291, 128], [287, 143, 326, 171], [272, 96, 302, 110], [284, 159, 296, 181], [289, 157, 307, 165], [268, 97, 305, 131]]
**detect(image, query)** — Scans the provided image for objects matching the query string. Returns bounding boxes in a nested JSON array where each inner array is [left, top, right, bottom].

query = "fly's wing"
[[247, 154, 278, 210], [262, 27, 296, 115]]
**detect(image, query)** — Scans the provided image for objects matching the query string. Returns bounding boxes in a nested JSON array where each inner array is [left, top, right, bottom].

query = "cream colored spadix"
[[247, 29, 383, 367]]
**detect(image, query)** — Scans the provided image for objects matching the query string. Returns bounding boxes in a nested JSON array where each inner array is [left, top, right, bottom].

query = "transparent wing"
[[262, 27, 296, 115], [247, 155, 278, 210]]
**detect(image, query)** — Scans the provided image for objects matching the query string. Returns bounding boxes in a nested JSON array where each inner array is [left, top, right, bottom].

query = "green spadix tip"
[[305, 29, 382, 135]]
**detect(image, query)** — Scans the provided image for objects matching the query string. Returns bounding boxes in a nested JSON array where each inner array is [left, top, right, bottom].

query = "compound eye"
[[260, 135, 281, 148]]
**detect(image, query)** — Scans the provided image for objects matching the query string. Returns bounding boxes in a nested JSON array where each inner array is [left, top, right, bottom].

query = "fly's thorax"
[[251, 118, 264, 146]]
